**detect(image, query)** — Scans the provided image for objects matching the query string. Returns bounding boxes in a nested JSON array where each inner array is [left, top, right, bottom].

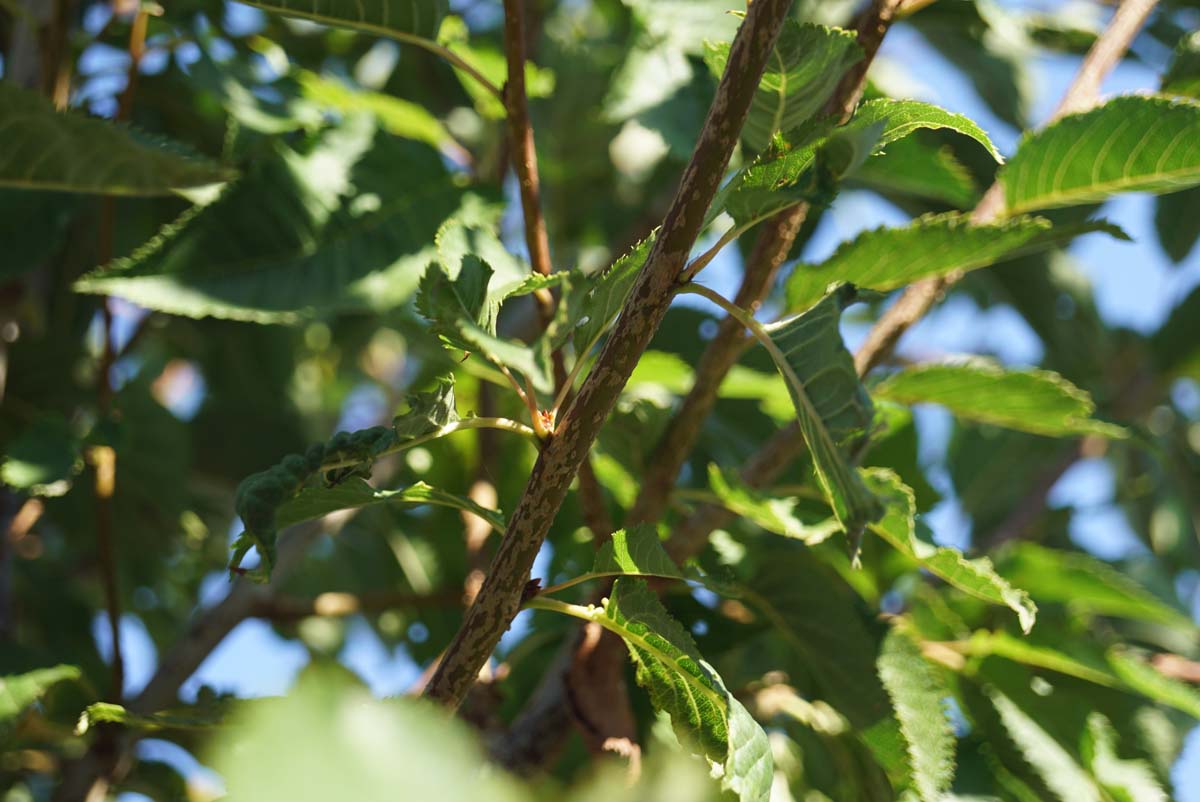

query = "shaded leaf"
[[0, 82, 232, 196], [1002, 95, 1200, 214], [855, 136, 979, 208], [877, 627, 955, 802], [742, 542, 911, 784], [273, 478, 506, 533], [998, 543, 1194, 629], [863, 469, 1037, 633], [872, 362, 1128, 439], [1163, 30, 1200, 99], [704, 22, 862, 152], [1153, 185, 1200, 263], [707, 464, 840, 545], [785, 213, 1126, 312], [0, 414, 80, 494], [240, 0, 449, 39], [759, 288, 884, 548], [76, 118, 465, 322]]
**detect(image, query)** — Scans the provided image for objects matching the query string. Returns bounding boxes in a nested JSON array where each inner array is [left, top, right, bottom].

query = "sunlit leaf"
[[598, 579, 773, 802], [873, 362, 1129, 439], [785, 213, 1126, 312], [0, 665, 80, 726], [877, 627, 955, 802], [863, 468, 1037, 633], [1002, 95, 1200, 214]]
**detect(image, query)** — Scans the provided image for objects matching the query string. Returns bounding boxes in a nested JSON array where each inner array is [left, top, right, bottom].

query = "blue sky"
[[62, 1, 1200, 799]]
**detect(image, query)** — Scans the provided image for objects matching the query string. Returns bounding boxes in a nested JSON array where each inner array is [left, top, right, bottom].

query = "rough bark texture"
[[422, 0, 797, 710]]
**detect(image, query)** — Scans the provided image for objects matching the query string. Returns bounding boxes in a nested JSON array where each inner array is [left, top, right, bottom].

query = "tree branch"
[[495, 1, 905, 766], [421, 0, 797, 710], [502, 0, 556, 327], [251, 588, 463, 620], [672, 0, 1159, 558], [52, 522, 325, 802], [854, 0, 1159, 375], [630, 0, 903, 527]]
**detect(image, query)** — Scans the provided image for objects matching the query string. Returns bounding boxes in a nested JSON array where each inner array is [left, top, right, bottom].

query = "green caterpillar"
[[230, 426, 393, 581]]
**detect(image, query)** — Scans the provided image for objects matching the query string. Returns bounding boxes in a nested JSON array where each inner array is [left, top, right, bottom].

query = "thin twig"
[[501, 0, 556, 327], [251, 588, 463, 620], [422, 0, 797, 711]]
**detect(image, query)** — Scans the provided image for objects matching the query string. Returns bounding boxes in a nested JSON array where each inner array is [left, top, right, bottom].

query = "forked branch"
[[422, 0, 798, 710]]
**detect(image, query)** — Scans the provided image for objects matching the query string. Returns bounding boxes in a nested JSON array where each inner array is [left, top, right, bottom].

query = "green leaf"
[[0, 414, 80, 494], [76, 117, 465, 322], [997, 543, 1194, 629], [1163, 30, 1200, 99], [0, 82, 232, 196], [1106, 649, 1200, 720], [272, 478, 506, 533], [232, 376, 474, 578], [961, 631, 1121, 687], [1002, 95, 1200, 214], [1150, 285, 1200, 380], [592, 524, 683, 580], [758, 288, 884, 548], [854, 136, 979, 208], [707, 464, 841, 545], [296, 70, 450, 149], [845, 98, 1003, 162], [785, 212, 1127, 312], [1154, 184, 1200, 263], [713, 97, 1000, 228], [214, 665, 527, 802], [240, 0, 449, 39], [436, 15, 552, 119], [877, 627, 956, 802], [599, 579, 773, 802], [391, 375, 461, 441], [416, 256, 498, 351], [703, 22, 862, 152], [0, 665, 80, 725], [1083, 713, 1169, 802], [571, 233, 656, 355], [863, 468, 1037, 633], [988, 689, 1105, 802], [712, 118, 882, 228], [77, 702, 223, 733], [742, 542, 910, 784], [872, 362, 1129, 439]]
